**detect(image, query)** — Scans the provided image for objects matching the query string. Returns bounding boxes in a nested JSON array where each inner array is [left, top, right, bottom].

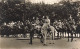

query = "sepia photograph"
[[0, 0, 80, 49]]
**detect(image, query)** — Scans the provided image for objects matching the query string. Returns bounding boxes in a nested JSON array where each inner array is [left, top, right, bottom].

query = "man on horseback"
[[67, 14, 76, 42], [41, 16, 50, 45], [41, 16, 55, 45]]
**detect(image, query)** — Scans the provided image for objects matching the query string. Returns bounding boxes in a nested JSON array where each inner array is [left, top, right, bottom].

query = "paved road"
[[0, 37, 80, 49]]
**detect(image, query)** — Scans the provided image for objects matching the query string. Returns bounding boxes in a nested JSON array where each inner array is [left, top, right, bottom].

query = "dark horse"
[[76, 24, 80, 38], [28, 23, 43, 45], [66, 22, 76, 42]]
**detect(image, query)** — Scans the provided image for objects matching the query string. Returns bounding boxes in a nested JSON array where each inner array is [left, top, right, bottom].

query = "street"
[[0, 37, 80, 49]]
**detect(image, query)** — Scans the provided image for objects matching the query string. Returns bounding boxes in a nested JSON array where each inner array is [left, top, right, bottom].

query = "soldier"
[[67, 15, 75, 42], [35, 17, 40, 25], [41, 16, 51, 45]]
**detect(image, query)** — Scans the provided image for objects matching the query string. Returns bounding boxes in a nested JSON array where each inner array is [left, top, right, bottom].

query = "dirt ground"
[[0, 36, 80, 49]]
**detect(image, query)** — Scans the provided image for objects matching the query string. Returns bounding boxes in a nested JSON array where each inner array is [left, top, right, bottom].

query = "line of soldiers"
[[0, 15, 80, 43], [0, 21, 24, 37]]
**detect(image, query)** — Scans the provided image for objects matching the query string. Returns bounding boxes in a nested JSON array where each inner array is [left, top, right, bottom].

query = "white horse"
[[41, 23, 57, 45]]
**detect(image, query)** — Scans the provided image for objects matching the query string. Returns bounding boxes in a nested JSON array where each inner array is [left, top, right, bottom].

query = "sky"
[[26, 0, 61, 4], [25, 0, 80, 4], [0, 0, 80, 4], [0, 0, 61, 4]]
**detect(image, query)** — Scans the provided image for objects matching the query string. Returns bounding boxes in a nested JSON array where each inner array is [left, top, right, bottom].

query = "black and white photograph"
[[0, 0, 80, 49]]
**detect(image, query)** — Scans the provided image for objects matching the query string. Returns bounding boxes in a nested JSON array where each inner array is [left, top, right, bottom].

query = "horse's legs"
[[40, 34, 44, 43], [60, 32, 61, 38], [54, 31, 55, 40], [68, 32, 69, 42], [1, 35, 4, 37], [58, 32, 60, 38], [23, 33, 26, 38], [33, 29, 36, 39], [57, 32, 59, 38], [65, 32, 66, 37], [14, 34, 17, 38], [71, 33, 73, 42], [79, 33, 80, 38], [29, 34, 32, 45], [6, 34, 9, 37], [63, 32, 65, 38], [78, 33, 79, 37], [48, 31, 54, 44], [29, 30, 34, 45], [77, 33, 78, 37], [75, 33, 76, 38], [51, 31, 54, 40], [62, 32, 64, 38]]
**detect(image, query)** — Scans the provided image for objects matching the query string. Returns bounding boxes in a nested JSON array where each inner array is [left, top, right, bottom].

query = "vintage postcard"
[[0, 0, 80, 49]]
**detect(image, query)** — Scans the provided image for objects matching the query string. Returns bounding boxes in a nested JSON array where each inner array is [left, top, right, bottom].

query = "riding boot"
[[40, 34, 44, 43], [43, 34, 47, 45]]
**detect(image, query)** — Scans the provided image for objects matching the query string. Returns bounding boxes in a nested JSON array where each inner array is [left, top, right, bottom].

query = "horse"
[[29, 23, 43, 44], [53, 21, 64, 39], [75, 24, 80, 38], [41, 23, 57, 45], [66, 22, 77, 42]]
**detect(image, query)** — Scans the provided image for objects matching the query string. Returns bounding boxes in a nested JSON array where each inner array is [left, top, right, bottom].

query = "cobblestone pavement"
[[0, 37, 80, 49]]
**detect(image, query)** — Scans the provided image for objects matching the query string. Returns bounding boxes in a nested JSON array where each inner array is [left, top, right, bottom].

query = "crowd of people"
[[0, 15, 80, 36], [0, 15, 80, 45]]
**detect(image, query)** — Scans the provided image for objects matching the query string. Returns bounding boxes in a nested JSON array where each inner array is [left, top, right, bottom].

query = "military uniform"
[[41, 18, 51, 45]]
